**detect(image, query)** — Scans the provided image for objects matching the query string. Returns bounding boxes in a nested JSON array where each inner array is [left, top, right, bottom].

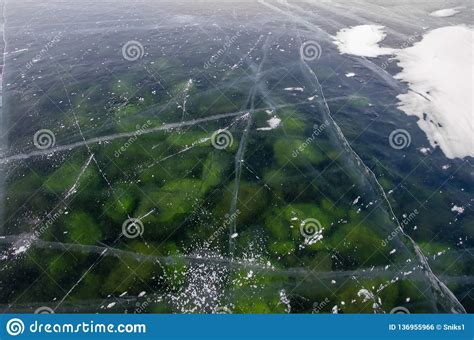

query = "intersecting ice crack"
[[64, 153, 94, 200], [228, 34, 272, 254], [0, 152, 95, 266], [145, 111, 251, 171], [1, 0, 470, 314], [2, 234, 472, 283], [293, 18, 466, 315], [0, 110, 248, 164], [0, 0, 7, 235]]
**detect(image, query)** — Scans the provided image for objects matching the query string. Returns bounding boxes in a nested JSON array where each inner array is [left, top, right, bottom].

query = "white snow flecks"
[[257, 116, 281, 131], [2, 233, 37, 260], [284, 87, 304, 92], [419, 147, 431, 155], [357, 288, 374, 303], [430, 8, 462, 18], [169, 250, 227, 313], [451, 205, 465, 214], [395, 25, 474, 159], [333, 25, 396, 57], [12, 245, 28, 256], [345, 72, 356, 78], [278, 289, 291, 313]]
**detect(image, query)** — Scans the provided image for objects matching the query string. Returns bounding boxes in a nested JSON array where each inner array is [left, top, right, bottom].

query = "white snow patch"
[[284, 87, 304, 92], [451, 205, 465, 214], [12, 245, 28, 256], [257, 116, 281, 131], [357, 289, 374, 303], [419, 147, 431, 155], [394, 25, 474, 159], [430, 8, 461, 18], [345, 72, 356, 78], [333, 25, 396, 57]]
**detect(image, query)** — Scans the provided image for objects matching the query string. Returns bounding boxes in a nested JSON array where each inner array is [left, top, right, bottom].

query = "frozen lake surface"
[[0, 0, 472, 313]]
